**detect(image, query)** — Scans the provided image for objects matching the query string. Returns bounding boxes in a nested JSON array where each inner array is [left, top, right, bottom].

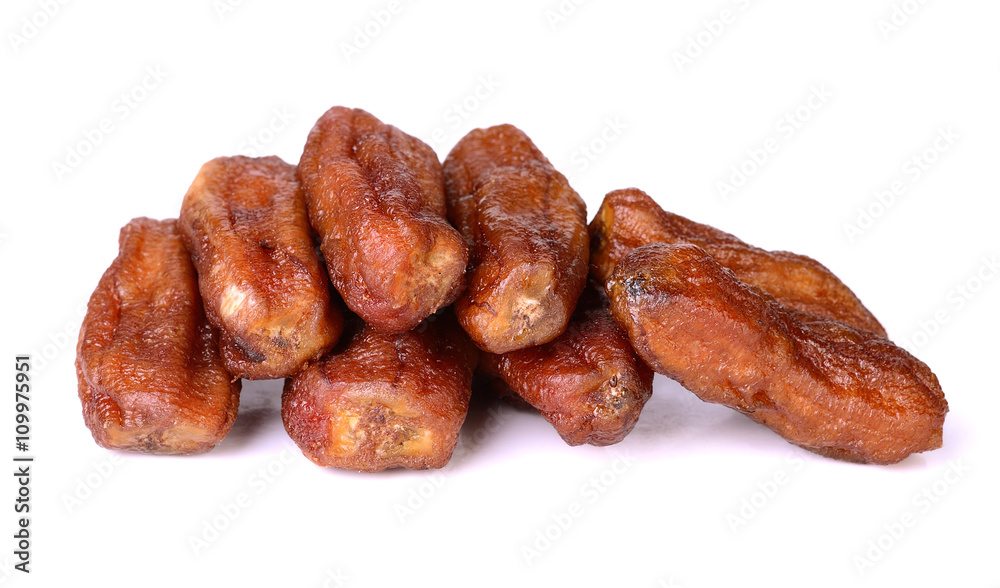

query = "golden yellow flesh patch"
[[326, 399, 435, 459]]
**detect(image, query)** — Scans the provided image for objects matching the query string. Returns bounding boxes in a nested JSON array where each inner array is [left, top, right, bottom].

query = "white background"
[[1, 1, 998, 586]]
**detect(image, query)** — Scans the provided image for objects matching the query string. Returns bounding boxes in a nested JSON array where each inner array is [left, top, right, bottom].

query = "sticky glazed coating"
[[443, 124, 590, 353], [607, 243, 948, 465], [76, 218, 241, 454], [590, 188, 886, 336], [482, 282, 653, 446], [282, 313, 479, 472], [298, 106, 468, 334], [179, 155, 343, 379]]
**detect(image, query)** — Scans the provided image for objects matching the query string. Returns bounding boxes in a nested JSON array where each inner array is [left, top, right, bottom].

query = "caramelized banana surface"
[[179, 155, 342, 379], [443, 124, 589, 353], [76, 218, 241, 454], [483, 283, 653, 446], [299, 106, 468, 334], [282, 313, 478, 471], [608, 243, 947, 464], [591, 188, 886, 336]]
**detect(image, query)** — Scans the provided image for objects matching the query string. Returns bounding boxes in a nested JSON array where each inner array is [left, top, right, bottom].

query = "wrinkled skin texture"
[[282, 313, 478, 471], [482, 283, 653, 446], [179, 156, 343, 379], [76, 218, 241, 454], [590, 188, 886, 336], [443, 124, 590, 353], [608, 243, 947, 464], [298, 106, 468, 334]]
